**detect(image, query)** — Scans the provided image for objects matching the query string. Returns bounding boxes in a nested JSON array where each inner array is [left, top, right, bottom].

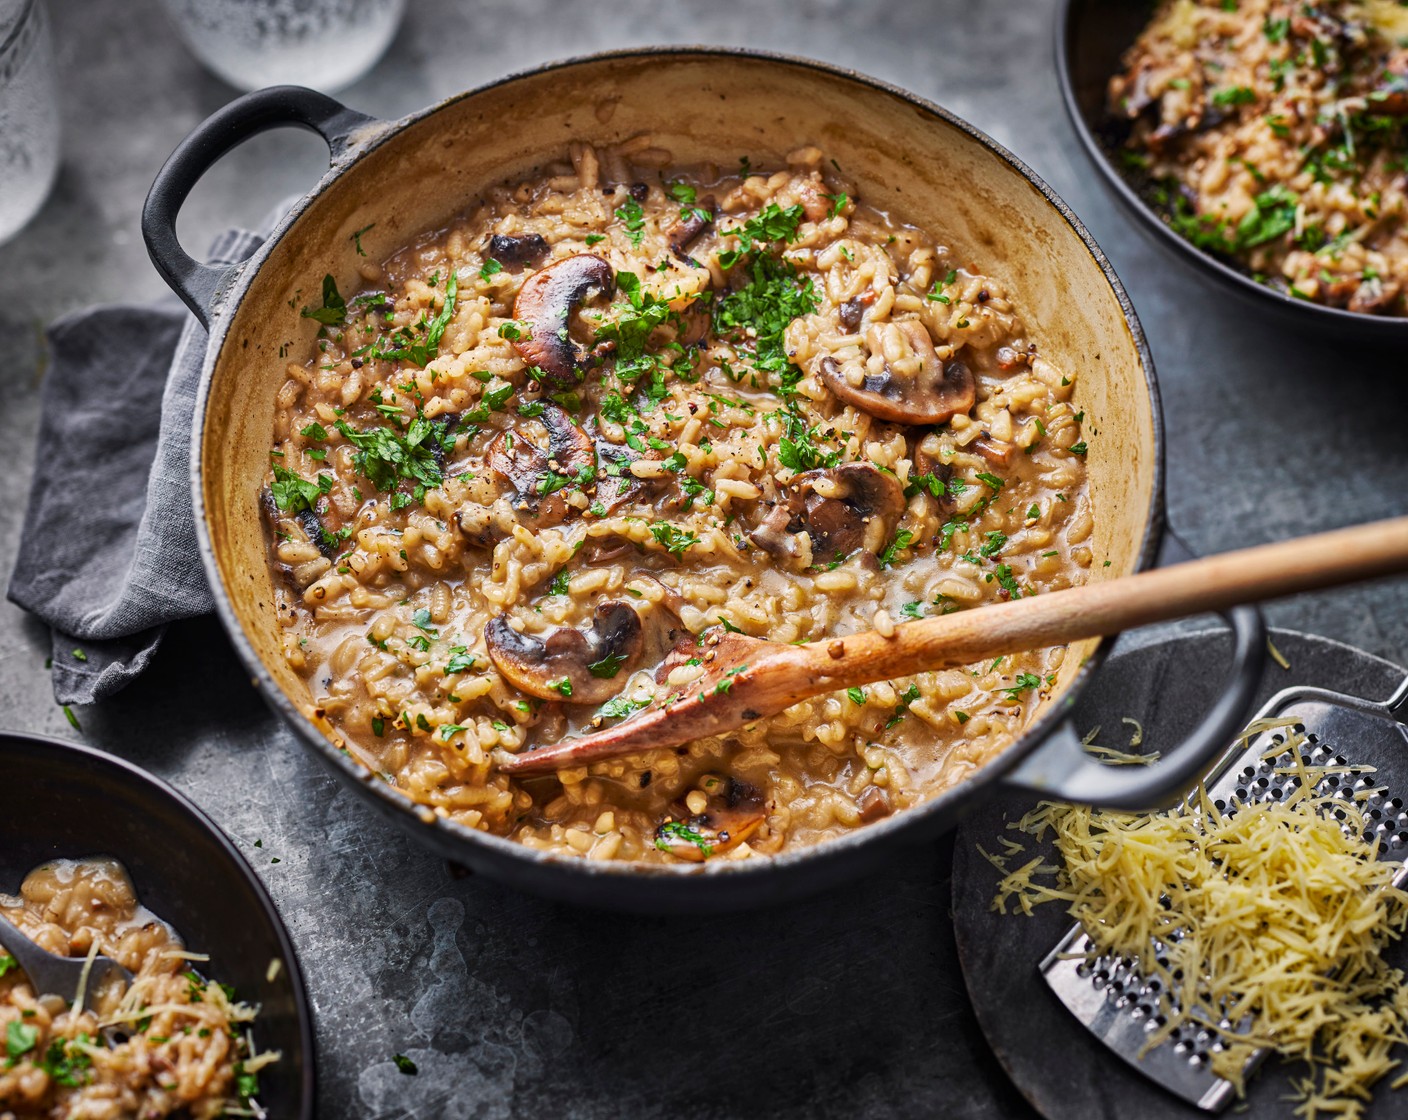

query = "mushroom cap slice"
[[654, 776, 767, 862], [818, 319, 975, 425], [797, 461, 907, 559], [510, 254, 614, 385], [748, 462, 905, 562], [487, 233, 549, 270], [667, 195, 715, 258], [747, 499, 803, 560], [486, 403, 595, 525], [486, 601, 644, 705]]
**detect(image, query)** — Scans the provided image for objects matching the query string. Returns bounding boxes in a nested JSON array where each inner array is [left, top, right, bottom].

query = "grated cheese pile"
[[985, 719, 1408, 1119]]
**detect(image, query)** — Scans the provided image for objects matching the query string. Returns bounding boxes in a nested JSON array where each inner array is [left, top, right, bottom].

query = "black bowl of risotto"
[[143, 48, 1263, 912], [1058, 0, 1408, 338], [0, 731, 314, 1117]]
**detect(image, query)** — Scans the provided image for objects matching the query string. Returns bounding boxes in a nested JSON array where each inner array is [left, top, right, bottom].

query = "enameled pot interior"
[[200, 51, 1157, 854]]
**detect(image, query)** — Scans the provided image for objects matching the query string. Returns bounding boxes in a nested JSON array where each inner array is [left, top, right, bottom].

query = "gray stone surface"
[[0, 1, 1405, 1117]]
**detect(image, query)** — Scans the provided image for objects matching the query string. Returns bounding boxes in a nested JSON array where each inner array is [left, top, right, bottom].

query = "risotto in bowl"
[[1058, 0, 1408, 338], [144, 50, 1242, 910]]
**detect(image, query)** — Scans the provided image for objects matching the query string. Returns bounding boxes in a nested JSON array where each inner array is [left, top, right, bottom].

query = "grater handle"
[[1002, 531, 1267, 809]]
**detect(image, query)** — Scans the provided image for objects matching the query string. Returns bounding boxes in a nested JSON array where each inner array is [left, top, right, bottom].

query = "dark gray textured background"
[[1, 2, 1405, 1117]]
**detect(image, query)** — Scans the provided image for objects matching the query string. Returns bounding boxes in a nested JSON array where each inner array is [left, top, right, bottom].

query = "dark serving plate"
[[1056, 0, 1408, 342], [0, 730, 315, 1118]]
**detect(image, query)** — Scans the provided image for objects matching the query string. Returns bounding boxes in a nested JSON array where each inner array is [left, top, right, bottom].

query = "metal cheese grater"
[[1039, 679, 1408, 1112]]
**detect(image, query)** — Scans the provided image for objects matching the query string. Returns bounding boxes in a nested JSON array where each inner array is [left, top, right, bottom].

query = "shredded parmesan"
[[70, 939, 100, 1018], [990, 721, 1408, 1118], [158, 949, 211, 961], [1268, 636, 1292, 671]]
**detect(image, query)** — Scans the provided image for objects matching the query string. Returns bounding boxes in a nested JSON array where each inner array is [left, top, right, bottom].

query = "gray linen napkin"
[[8, 225, 266, 705]]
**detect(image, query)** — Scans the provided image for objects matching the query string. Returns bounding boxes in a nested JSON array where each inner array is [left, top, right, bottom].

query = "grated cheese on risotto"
[[0, 858, 277, 1119]]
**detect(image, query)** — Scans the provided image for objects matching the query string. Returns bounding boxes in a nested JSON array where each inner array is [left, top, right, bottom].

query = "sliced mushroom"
[[453, 502, 514, 548], [485, 601, 644, 705], [973, 433, 1016, 469], [590, 424, 665, 515], [838, 289, 877, 332], [818, 320, 975, 425], [796, 462, 906, 558], [427, 411, 461, 472], [654, 775, 767, 862], [487, 233, 549, 270], [748, 462, 905, 562], [1348, 275, 1403, 316], [261, 488, 344, 562], [747, 499, 803, 560], [1372, 49, 1408, 115], [909, 436, 955, 512], [486, 403, 595, 525], [510, 254, 615, 385], [857, 785, 892, 824], [667, 196, 715, 258]]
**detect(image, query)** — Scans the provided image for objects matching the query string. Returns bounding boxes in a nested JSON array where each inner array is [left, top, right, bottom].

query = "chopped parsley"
[[392, 1054, 419, 1075], [548, 569, 571, 596], [776, 403, 841, 471], [713, 253, 819, 393], [351, 223, 375, 257], [599, 695, 648, 720], [40, 1033, 94, 1087], [334, 413, 443, 503], [649, 522, 699, 559], [656, 820, 713, 857], [999, 673, 1042, 700], [979, 531, 1007, 558], [718, 202, 804, 267], [300, 274, 346, 327], [847, 687, 866, 705], [442, 647, 474, 675], [1210, 86, 1256, 108], [615, 197, 646, 247], [594, 271, 679, 388], [587, 652, 627, 679], [269, 464, 331, 513], [5, 1020, 38, 1063], [885, 682, 923, 729], [878, 528, 915, 568], [366, 271, 458, 367], [993, 564, 1022, 599]]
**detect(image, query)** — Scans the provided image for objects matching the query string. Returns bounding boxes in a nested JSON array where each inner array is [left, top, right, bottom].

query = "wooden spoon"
[[497, 517, 1408, 775]]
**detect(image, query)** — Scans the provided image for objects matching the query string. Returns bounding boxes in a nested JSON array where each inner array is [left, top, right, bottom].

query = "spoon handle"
[[799, 516, 1408, 691]]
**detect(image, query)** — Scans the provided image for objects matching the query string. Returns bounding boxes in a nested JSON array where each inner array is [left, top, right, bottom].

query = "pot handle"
[[1001, 530, 1266, 809], [142, 85, 379, 327]]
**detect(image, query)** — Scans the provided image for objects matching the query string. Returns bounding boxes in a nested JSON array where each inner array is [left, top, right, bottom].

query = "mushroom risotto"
[[0, 858, 276, 1118], [264, 141, 1092, 862], [1109, 0, 1408, 314]]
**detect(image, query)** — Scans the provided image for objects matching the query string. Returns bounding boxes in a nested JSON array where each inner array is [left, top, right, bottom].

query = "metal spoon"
[[498, 516, 1408, 774], [0, 910, 133, 1010]]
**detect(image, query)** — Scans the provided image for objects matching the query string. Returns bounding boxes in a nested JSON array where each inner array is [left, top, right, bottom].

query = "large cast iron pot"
[[142, 48, 1263, 913]]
